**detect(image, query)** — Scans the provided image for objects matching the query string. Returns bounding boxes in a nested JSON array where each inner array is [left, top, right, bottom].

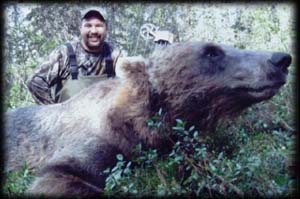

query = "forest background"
[[2, 2, 298, 197]]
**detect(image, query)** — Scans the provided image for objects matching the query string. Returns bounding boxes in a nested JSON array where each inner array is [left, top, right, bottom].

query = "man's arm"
[[27, 46, 68, 105]]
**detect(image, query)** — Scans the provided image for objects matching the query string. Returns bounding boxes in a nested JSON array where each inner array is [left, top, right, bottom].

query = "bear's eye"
[[203, 45, 225, 60]]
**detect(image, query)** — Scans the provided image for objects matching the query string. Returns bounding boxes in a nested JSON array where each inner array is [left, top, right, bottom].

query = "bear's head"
[[147, 42, 291, 131]]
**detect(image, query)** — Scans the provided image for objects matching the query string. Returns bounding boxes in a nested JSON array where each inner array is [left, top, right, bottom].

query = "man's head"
[[80, 9, 108, 53]]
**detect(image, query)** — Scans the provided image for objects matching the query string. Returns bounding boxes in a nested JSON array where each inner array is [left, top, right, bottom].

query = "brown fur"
[[4, 42, 291, 196]]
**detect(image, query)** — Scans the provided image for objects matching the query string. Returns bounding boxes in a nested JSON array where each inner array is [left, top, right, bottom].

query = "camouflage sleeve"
[[27, 45, 68, 105]]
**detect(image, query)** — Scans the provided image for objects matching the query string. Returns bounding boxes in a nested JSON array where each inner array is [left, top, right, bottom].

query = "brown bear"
[[4, 41, 291, 196]]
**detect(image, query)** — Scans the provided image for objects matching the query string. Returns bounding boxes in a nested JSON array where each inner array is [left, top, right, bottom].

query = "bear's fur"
[[4, 41, 291, 196]]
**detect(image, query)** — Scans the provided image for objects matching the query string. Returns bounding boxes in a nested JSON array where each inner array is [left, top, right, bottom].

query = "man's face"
[[80, 17, 107, 52]]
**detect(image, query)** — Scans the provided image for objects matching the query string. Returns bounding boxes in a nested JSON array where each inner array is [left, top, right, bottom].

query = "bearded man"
[[28, 9, 122, 104]]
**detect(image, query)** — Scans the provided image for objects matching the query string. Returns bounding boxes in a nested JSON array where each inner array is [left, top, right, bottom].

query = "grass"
[[2, 164, 35, 197]]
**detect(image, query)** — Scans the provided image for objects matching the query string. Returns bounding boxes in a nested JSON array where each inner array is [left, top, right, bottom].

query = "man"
[[27, 9, 122, 104]]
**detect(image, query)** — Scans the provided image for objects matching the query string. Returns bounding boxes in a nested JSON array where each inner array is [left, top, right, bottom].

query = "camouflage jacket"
[[27, 40, 121, 104]]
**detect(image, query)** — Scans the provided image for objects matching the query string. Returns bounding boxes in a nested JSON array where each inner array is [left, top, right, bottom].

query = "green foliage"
[[3, 164, 35, 197], [104, 147, 160, 196], [103, 110, 296, 197], [4, 10, 59, 111], [147, 108, 163, 128], [4, 63, 35, 111]]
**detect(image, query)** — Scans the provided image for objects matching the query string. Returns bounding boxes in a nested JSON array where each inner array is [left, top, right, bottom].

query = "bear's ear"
[[115, 56, 146, 79]]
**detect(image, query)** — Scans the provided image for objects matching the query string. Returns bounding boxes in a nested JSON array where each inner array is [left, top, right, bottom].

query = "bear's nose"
[[270, 52, 292, 70]]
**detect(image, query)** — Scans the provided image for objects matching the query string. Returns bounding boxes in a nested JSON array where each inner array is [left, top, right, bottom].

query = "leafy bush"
[[3, 164, 35, 197], [103, 106, 296, 197]]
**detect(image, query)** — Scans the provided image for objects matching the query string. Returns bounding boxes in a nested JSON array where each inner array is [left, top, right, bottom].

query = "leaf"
[[193, 131, 199, 138], [209, 163, 217, 172], [113, 170, 122, 181], [189, 125, 195, 132], [123, 168, 131, 175], [126, 161, 132, 168], [174, 155, 183, 162], [158, 108, 163, 116], [111, 165, 119, 173], [103, 168, 111, 174], [217, 152, 223, 160], [274, 175, 288, 187], [116, 154, 123, 161], [147, 120, 154, 126], [175, 119, 184, 127], [172, 126, 184, 131]]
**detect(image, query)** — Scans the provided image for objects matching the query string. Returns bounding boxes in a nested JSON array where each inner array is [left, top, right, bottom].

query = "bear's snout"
[[269, 52, 292, 71]]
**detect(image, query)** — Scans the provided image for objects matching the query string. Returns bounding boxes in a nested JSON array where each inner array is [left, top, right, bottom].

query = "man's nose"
[[90, 26, 98, 33]]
